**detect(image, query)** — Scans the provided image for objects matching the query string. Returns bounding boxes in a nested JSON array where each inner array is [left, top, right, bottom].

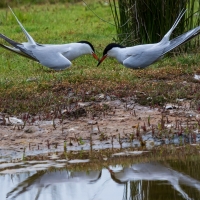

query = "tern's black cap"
[[103, 43, 125, 55], [78, 41, 95, 52]]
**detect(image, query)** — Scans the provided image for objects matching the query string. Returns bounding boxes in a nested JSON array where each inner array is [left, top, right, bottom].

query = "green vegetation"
[[110, 0, 200, 51], [0, 1, 200, 114], [0, 0, 82, 8]]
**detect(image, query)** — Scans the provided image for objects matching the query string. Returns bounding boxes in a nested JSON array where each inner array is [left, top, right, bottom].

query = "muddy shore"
[[0, 97, 200, 160]]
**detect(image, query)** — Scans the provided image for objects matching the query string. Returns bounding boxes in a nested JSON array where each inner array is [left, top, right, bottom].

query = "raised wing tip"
[[8, 6, 36, 45]]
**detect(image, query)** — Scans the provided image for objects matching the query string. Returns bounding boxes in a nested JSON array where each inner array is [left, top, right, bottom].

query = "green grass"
[[0, 1, 200, 114]]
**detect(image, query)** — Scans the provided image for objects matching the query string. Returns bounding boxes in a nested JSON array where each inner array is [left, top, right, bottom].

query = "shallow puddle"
[[1, 153, 200, 200]]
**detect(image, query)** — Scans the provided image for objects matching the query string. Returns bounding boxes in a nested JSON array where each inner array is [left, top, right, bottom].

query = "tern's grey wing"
[[123, 45, 162, 69], [0, 33, 39, 61], [34, 51, 72, 70], [0, 43, 38, 61], [162, 26, 200, 55], [9, 6, 36, 45], [123, 53, 152, 69]]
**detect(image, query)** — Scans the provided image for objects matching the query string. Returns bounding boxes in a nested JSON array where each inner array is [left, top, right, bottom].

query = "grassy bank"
[[0, 1, 200, 114]]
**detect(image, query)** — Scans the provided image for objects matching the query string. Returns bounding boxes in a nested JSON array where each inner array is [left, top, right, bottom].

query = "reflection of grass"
[[0, 2, 200, 114], [12, 144, 200, 171]]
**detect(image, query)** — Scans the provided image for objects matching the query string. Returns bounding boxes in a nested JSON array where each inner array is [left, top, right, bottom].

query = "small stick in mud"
[[117, 133, 123, 149], [46, 140, 51, 149], [110, 134, 116, 150], [148, 115, 151, 126], [136, 123, 140, 138], [52, 116, 56, 129], [22, 147, 26, 161], [64, 140, 67, 152], [89, 133, 93, 153], [134, 110, 137, 117], [152, 125, 155, 136], [142, 122, 147, 132]]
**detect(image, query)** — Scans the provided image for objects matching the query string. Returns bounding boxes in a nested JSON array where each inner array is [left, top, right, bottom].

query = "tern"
[[0, 7, 99, 70], [97, 10, 200, 69]]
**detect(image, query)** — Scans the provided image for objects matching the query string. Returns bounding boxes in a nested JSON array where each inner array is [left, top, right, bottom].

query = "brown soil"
[[0, 97, 198, 159]]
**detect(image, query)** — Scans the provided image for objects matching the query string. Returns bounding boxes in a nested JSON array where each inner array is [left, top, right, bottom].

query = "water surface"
[[1, 156, 200, 200]]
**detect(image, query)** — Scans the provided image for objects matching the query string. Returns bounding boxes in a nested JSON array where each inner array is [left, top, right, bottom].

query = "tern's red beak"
[[92, 52, 99, 61], [97, 54, 107, 66]]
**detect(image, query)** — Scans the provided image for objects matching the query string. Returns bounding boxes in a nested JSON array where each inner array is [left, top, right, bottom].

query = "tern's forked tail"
[[160, 9, 186, 44], [162, 25, 200, 55]]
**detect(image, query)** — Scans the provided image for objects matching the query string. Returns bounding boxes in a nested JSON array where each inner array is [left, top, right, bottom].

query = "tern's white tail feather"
[[0, 33, 39, 61], [161, 9, 187, 43], [162, 26, 200, 55], [9, 6, 36, 45], [0, 43, 38, 61]]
